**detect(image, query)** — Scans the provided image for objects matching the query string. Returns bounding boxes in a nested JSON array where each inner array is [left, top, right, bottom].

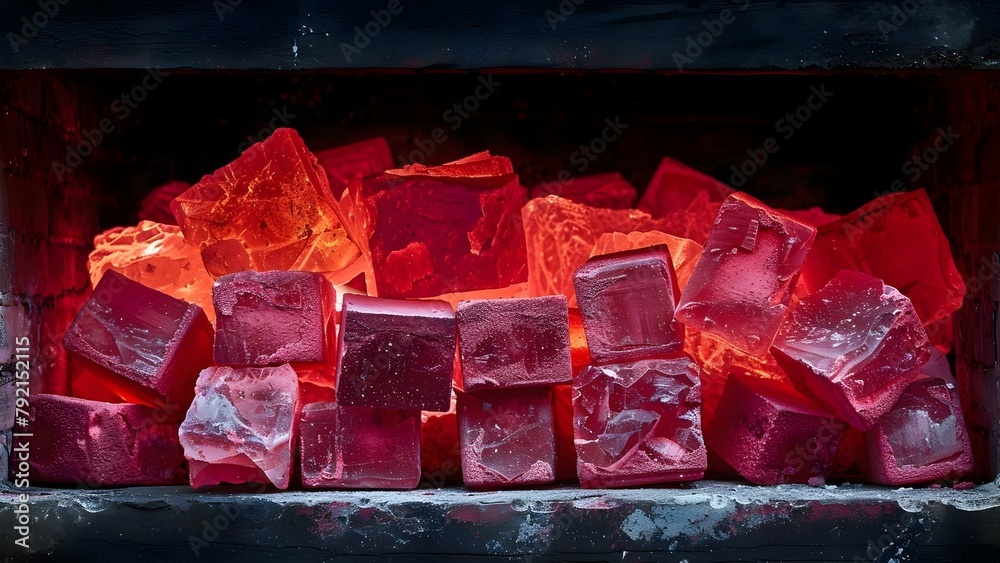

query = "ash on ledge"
[[22, 126, 973, 492]]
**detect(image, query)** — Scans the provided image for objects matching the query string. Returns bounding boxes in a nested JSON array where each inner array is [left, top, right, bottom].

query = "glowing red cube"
[[575, 245, 683, 363], [299, 402, 421, 489], [179, 365, 302, 489], [573, 357, 706, 488], [342, 151, 527, 298], [28, 394, 185, 486], [530, 172, 637, 209], [800, 189, 965, 350], [63, 270, 214, 409], [864, 350, 973, 485], [708, 374, 846, 485], [458, 386, 556, 489], [336, 294, 455, 411], [771, 270, 931, 430], [456, 295, 572, 392], [213, 270, 336, 373], [637, 156, 732, 217], [675, 192, 816, 356], [315, 137, 394, 196]]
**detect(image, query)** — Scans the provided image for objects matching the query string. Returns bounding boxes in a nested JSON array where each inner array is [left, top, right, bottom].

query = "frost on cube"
[[28, 394, 186, 486], [458, 386, 556, 489], [573, 357, 706, 488], [864, 350, 973, 485], [171, 127, 360, 278], [800, 189, 965, 349], [63, 270, 214, 409], [336, 294, 455, 411], [574, 245, 683, 363], [456, 295, 572, 392], [675, 192, 816, 356], [708, 374, 846, 485], [771, 270, 931, 430], [299, 402, 421, 489], [179, 365, 302, 489], [213, 270, 336, 374], [341, 151, 527, 298]]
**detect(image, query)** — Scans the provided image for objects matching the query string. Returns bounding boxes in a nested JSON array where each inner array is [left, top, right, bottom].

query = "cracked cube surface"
[[299, 402, 421, 489], [800, 189, 964, 349], [458, 386, 556, 489], [575, 245, 683, 363], [213, 270, 336, 372], [341, 151, 527, 298], [315, 137, 394, 195], [88, 221, 216, 324], [171, 127, 360, 279], [336, 294, 455, 411], [771, 270, 931, 430], [865, 350, 973, 485], [573, 357, 706, 488], [179, 364, 301, 489], [708, 374, 846, 485], [530, 172, 637, 209], [28, 394, 186, 486], [63, 270, 214, 409], [456, 295, 572, 392], [675, 192, 816, 356]]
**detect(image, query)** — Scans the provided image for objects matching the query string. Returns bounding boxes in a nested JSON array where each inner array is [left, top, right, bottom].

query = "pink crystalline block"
[[456, 295, 572, 392], [179, 365, 302, 489], [865, 350, 973, 485], [708, 374, 847, 485], [299, 402, 421, 489], [213, 270, 336, 371], [336, 294, 455, 411], [458, 386, 556, 489], [675, 192, 816, 356], [771, 270, 931, 430], [28, 394, 186, 486], [574, 245, 683, 363], [315, 137, 394, 196], [63, 270, 214, 409], [573, 357, 706, 488]]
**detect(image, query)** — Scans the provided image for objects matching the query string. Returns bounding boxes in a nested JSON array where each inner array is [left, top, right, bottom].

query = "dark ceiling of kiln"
[[63, 72, 930, 230]]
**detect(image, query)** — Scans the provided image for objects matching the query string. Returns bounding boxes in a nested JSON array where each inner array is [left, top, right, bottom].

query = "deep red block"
[[213, 270, 336, 371], [530, 172, 637, 209], [771, 270, 931, 430], [675, 192, 816, 356], [864, 350, 973, 485], [299, 402, 421, 489], [315, 137, 394, 197], [63, 270, 214, 409], [573, 357, 706, 488], [179, 365, 302, 489], [458, 386, 556, 489], [138, 180, 189, 225], [336, 294, 456, 411], [800, 189, 965, 350], [637, 157, 732, 217], [27, 394, 186, 486], [341, 151, 527, 298], [708, 374, 846, 485], [575, 245, 683, 363], [456, 295, 572, 392], [171, 128, 360, 279]]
